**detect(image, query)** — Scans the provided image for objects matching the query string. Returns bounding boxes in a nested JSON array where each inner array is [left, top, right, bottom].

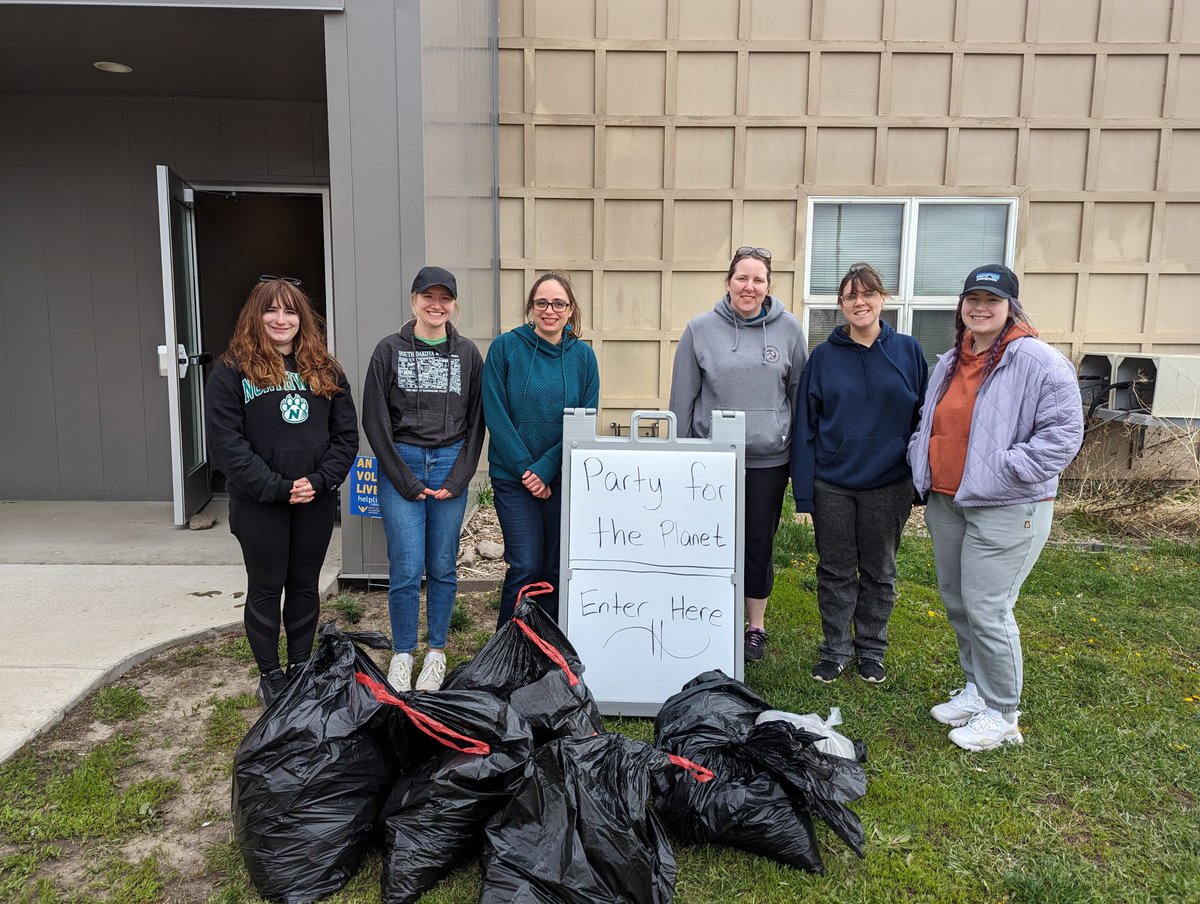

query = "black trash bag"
[[353, 676, 534, 904], [744, 720, 867, 856], [651, 670, 868, 873], [479, 734, 713, 904], [444, 582, 604, 744], [232, 624, 415, 904]]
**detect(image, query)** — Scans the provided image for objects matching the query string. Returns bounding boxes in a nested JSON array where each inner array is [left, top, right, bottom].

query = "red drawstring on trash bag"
[[356, 673, 491, 756]]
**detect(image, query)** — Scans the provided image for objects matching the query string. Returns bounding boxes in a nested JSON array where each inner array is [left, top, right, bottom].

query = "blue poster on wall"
[[352, 455, 381, 518]]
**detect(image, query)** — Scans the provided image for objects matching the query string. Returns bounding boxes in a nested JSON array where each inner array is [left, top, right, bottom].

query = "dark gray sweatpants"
[[811, 478, 914, 665]]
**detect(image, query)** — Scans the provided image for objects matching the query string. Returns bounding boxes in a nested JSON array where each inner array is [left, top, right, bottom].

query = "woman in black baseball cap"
[[362, 266, 485, 692], [908, 263, 1084, 751]]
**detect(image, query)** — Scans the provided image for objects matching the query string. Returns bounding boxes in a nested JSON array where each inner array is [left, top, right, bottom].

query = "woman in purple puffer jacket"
[[908, 264, 1083, 752]]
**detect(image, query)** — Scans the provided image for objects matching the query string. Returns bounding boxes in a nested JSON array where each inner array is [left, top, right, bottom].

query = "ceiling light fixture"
[[93, 61, 133, 74]]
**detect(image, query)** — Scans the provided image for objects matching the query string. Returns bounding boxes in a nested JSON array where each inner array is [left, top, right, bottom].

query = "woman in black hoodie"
[[205, 277, 358, 706], [362, 267, 485, 693]]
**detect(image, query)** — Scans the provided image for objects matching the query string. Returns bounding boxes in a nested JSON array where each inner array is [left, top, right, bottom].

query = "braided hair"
[[936, 292, 1034, 402]]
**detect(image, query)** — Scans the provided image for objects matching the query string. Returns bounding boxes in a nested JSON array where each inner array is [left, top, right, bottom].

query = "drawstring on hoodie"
[[726, 295, 772, 365], [519, 324, 572, 405], [408, 322, 456, 438]]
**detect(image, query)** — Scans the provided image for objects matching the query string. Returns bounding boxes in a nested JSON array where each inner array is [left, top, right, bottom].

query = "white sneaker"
[[948, 709, 1023, 752], [930, 686, 987, 726], [387, 653, 413, 692], [415, 650, 447, 692]]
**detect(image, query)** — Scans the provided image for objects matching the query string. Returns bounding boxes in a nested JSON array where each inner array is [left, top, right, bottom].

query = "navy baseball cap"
[[961, 264, 1018, 300], [411, 266, 458, 298]]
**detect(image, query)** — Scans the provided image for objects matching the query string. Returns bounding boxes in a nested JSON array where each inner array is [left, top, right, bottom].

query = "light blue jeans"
[[924, 492, 1054, 714], [378, 440, 468, 653]]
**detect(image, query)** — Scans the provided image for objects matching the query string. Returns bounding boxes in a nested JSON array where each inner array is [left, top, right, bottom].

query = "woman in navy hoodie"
[[791, 263, 927, 685], [483, 271, 599, 627]]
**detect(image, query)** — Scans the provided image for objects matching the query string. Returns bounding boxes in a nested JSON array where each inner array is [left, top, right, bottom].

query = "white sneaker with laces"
[[388, 652, 413, 692], [948, 709, 1023, 751], [930, 686, 987, 726], [415, 651, 447, 692]]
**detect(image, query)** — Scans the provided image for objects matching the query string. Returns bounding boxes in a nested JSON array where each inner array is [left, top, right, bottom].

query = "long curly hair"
[[222, 279, 344, 398], [937, 291, 1034, 401]]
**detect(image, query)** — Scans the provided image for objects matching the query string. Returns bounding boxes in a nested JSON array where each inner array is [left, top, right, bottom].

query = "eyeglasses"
[[840, 290, 880, 303], [735, 246, 772, 260], [532, 299, 571, 312], [258, 275, 301, 286]]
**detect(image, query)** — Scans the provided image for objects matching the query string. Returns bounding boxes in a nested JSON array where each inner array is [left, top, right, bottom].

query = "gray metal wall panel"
[[219, 100, 270, 177], [312, 105, 330, 180], [419, 0, 496, 345], [172, 98, 223, 177], [0, 97, 60, 496], [266, 101, 317, 178], [0, 93, 330, 500], [84, 98, 152, 497], [326, 0, 497, 578], [126, 97, 178, 496], [39, 98, 105, 496], [11, 1, 344, 8]]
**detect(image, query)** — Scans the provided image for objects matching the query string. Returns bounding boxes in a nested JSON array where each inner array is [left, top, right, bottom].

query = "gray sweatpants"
[[924, 492, 1054, 714], [812, 478, 914, 665]]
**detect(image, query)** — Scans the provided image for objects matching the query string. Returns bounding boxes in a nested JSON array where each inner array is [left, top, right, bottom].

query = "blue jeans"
[[378, 440, 468, 652], [492, 476, 561, 626]]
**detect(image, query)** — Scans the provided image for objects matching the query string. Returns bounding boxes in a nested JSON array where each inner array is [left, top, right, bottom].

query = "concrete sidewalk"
[[0, 499, 340, 763]]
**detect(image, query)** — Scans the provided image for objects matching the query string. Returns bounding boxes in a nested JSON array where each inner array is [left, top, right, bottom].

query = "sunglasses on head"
[[258, 275, 301, 286], [735, 246, 772, 260]]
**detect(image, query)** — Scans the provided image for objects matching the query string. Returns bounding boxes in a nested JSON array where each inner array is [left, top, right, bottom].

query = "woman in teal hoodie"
[[483, 271, 600, 626], [791, 262, 928, 685]]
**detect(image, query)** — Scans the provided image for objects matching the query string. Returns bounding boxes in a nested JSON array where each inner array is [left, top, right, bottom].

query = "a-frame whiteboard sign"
[[559, 409, 745, 716]]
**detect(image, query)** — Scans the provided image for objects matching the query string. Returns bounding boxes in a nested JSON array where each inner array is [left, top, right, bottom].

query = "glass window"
[[913, 203, 1009, 296], [804, 196, 1016, 366], [911, 309, 958, 366], [807, 307, 899, 352], [809, 203, 903, 295]]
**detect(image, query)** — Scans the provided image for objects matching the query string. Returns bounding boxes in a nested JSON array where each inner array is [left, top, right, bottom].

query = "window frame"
[[802, 195, 1019, 337]]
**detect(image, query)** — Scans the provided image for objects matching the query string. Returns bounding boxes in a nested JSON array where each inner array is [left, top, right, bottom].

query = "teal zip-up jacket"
[[482, 323, 600, 483]]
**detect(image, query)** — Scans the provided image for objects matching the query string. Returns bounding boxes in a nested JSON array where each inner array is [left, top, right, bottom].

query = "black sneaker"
[[256, 668, 287, 707], [811, 659, 845, 683], [858, 659, 887, 684], [744, 627, 768, 662]]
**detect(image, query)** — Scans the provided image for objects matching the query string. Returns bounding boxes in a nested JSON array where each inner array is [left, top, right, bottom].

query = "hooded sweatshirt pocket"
[[743, 408, 785, 458]]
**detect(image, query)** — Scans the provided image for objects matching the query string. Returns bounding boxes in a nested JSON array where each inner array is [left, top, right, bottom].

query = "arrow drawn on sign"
[[603, 620, 711, 660]]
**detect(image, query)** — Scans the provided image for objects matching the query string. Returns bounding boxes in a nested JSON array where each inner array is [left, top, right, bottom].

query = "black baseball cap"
[[961, 264, 1018, 300], [411, 266, 458, 298]]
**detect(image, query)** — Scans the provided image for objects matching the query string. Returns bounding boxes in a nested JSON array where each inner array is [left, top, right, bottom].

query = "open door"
[[157, 165, 212, 525]]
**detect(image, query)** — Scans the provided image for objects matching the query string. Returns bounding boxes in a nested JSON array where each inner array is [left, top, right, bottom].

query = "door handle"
[[157, 344, 210, 378]]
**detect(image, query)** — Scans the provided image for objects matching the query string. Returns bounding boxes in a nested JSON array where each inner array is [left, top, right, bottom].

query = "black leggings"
[[744, 464, 790, 599], [229, 492, 336, 673]]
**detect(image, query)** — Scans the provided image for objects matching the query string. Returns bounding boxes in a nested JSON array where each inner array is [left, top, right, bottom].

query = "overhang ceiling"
[[0, 4, 327, 100]]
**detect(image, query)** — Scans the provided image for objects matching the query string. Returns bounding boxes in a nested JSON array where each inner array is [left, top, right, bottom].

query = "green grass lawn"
[[2, 521, 1198, 903]]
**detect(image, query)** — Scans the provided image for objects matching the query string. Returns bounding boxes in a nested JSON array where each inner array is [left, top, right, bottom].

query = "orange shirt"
[[930, 324, 1037, 496]]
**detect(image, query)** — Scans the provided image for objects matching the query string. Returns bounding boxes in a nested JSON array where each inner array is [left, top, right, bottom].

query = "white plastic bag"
[[755, 707, 857, 760]]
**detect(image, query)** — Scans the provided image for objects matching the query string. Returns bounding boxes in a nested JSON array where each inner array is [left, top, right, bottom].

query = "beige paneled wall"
[[499, 0, 1200, 428]]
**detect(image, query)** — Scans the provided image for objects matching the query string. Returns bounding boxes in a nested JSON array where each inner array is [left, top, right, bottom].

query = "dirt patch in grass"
[[0, 582, 498, 902]]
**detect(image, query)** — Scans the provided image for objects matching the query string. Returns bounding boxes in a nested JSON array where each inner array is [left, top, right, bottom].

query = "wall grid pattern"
[[498, 0, 1200, 428]]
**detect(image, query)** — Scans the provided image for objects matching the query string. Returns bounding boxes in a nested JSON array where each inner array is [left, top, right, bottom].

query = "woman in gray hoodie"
[[669, 247, 807, 662]]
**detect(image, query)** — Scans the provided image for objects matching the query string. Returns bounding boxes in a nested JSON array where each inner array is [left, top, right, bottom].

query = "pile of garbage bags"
[[232, 585, 869, 903]]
